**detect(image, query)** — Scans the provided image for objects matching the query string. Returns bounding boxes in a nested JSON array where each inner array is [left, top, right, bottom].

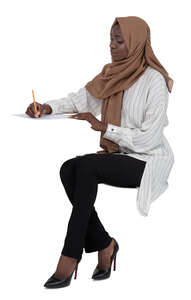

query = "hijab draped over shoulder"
[[84, 16, 174, 154]]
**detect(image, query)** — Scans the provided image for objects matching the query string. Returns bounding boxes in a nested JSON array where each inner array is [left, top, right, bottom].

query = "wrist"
[[102, 123, 107, 133]]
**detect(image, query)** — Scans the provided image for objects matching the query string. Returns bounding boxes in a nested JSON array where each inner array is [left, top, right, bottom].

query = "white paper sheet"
[[12, 113, 78, 120]]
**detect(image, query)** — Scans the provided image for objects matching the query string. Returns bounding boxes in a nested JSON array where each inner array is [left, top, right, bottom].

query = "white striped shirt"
[[44, 66, 175, 217]]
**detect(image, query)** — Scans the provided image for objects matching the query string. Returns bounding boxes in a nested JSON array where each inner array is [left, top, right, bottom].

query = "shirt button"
[[111, 128, 114, 131]]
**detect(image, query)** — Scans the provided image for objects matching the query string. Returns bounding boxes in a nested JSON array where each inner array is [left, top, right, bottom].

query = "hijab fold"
[[84, 16, 174, 154]]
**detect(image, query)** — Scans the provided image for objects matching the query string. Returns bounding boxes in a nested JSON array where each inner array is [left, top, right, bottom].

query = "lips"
[[110, 51, 118, 56]]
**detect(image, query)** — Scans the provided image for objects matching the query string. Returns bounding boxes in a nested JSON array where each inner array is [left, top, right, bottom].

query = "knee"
[[59, 158, 75, 180], [75, 155, 96, 174]]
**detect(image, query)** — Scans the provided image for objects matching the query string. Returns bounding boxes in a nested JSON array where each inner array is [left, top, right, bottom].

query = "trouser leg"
[[60, 153, 146, 261], [59, 156, 112, 259]]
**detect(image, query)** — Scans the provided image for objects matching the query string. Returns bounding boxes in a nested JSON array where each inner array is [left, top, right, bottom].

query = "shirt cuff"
[[103, 123, 122, 141], [103, 123, 133, 147]]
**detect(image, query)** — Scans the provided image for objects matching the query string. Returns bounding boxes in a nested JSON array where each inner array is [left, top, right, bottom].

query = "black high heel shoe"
[[44, 257, 81, 289], [91, 237, 119, 280]]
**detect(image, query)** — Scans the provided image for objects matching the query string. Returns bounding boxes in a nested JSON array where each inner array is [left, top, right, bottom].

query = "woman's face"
[[110, 23, 128, 62]]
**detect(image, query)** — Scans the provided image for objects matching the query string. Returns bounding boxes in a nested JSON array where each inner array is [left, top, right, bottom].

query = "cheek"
[[120, 44, 128, 56]]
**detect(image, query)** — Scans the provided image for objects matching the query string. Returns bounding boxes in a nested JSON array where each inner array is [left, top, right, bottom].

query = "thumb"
[[34, 111, 40, 117]]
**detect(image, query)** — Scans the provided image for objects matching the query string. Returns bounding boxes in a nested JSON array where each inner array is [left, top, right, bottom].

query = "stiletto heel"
[[91, 237, 119, 280], [113, 253, 117, 271], [44, 257, 81, 289], [74, 264, 78, 279]]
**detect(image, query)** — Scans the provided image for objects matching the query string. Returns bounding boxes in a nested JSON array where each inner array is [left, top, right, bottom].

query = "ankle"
[[61, 255, 78, 262], [56, 255, 77, 269], [99, 239, 115, 255]]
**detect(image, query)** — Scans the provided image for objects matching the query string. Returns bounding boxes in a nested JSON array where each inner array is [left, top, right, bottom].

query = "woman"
[[26, 16, 175, 288]]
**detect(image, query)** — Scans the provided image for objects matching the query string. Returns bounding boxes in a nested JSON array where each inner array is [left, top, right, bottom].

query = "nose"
[[110, 42, 117, 50]]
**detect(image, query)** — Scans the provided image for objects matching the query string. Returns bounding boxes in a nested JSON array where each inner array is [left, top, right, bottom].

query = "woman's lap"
[[64, 152, 146, 188]]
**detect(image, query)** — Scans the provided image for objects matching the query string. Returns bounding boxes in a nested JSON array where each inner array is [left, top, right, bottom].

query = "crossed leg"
[[59, 153, 146, 261], [59, 155, 112, 258], [54, 153, 146, 278]]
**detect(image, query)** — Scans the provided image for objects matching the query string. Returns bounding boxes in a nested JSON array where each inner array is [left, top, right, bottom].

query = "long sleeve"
[[44, 87, 102, 117], [103, 73, 169, 153]]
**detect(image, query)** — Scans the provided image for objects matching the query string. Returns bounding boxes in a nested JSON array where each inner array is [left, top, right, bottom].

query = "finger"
[[69, 115, 79, 119], [31, 104, 40, 116], [27, 105, 39, 117], [39, 105, 45, 116], [74, 114, 86, 120], [37, 103, 44, 113], [25, 109, 35, 118], [28, 106, 34, 114], [29, 103, 36, 113], [35, 102, 41, 106], [34, 111, 40, 118], [28, 107, 36, 117], [30, 102, 39, 114], [36, 103, 41, 111], [34, 105, 40, 115]]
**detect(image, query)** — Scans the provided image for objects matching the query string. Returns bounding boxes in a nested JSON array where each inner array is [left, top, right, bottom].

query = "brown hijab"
[[84, 16, 174, 154]]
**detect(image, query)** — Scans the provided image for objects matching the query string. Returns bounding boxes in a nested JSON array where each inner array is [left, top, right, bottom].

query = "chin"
[[111, 57, 121, 62], [113, 56, 127, 62], [111, 56, 118, 62]]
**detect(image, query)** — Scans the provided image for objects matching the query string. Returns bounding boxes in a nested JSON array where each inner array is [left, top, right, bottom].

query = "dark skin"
[[25, 23, 128, 134], [26, 22, 127, 279], [110, 22, 128, 62], [25, 103, 107, 132], [69, 23, 128, 126], [68, 112, 107, 132]]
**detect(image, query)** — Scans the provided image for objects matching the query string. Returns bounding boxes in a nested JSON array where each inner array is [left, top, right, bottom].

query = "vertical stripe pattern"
[[45, 66, 175, 217]]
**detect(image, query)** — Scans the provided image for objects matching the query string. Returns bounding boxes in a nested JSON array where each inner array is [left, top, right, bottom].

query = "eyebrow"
[[110, 33, 122, 37]]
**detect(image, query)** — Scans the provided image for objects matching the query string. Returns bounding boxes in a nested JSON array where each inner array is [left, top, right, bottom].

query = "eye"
[[110, 38, 123, 44]]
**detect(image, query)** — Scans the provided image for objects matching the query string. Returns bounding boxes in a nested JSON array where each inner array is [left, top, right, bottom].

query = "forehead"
[[110, 24, 122, 36]]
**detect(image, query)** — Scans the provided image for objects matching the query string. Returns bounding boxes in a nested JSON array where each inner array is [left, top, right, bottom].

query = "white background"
[[1, 0, 190, 299]]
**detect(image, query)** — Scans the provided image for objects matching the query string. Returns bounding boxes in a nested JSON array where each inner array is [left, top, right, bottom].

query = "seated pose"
[[26, 16, 175, 288]]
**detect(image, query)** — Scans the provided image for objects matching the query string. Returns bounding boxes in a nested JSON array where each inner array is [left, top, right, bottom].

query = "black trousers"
[[59, 152, 146, 261]]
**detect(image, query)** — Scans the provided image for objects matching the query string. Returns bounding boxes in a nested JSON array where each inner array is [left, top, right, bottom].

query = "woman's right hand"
[[25, 102, 52, 118]]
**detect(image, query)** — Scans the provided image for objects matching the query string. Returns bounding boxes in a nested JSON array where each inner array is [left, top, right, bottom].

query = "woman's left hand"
[[68, 112, 107, 132]]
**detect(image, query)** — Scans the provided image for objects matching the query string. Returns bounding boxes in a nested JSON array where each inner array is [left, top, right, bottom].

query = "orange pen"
[[32, 90, 38, 114]]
